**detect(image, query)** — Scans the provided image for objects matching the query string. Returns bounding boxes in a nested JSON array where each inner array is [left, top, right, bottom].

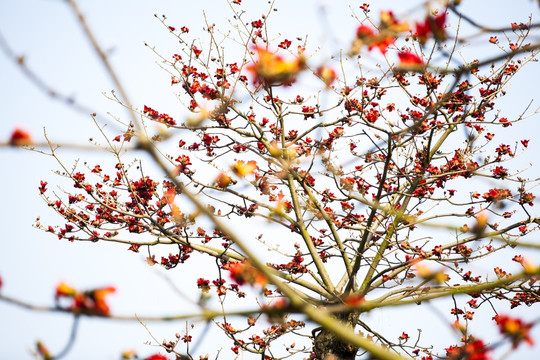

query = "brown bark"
[[313, 312, 360, 360]]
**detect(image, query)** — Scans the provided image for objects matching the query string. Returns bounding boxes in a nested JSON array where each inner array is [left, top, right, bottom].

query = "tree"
[[1, 0, 540, 359]]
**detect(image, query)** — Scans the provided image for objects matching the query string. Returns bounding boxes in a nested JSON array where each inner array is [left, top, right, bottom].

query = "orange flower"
[[9, 127, 33, 146], [91, 286, 116, 315], [225, 260, 267, 287], [471, 210, 488, 236], [231, 160, 257, 176], [163, 187, 177, 204], [214, 172, 232, 188], [317, 65, 337, 87], [248, 46, 306, 86], [494, 314, 534, 348], [163, 188, 183, 223], [36, 341, 52, 360], [121, 349, 138, 359], [414, 262, 449, 283], [261, 297, 288, 310], [350, 11, 409, 55], [55, 282, 116, 315], [271, 192, 293, 215], [379, 10, 409, 33], [55, 282, 77, 298]]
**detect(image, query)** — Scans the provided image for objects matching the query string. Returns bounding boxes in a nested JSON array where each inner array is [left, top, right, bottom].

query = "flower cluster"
[[55, 282, 116, 315]]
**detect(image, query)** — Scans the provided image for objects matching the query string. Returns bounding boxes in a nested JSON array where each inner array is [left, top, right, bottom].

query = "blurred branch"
[[439, 43, 540, 76], [448, 4, 540, 33], [0, 292, 288, 322], [65, 0, 144, 139], [54, 316, 80, 360], [0, 141, 135, 152], [0, 29, 122, 132], [332, 266, 540, 314]]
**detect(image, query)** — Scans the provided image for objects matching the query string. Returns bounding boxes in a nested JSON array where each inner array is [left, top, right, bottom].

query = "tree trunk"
[[313, 312, 360, 360]]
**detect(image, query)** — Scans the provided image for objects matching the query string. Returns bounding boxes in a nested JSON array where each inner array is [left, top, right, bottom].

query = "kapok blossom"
[[350, 11, 409, 55], [317, 65, 337, 87], [9, 127, 33, 146], [224, 260, 267, 287], [247, 46, 306, 87], [397, 51, 424, 66], [415, 11, 447, 44], [231, 160, 258, 176], [494, 314, 534, 349], [445, 339, 491, 360], [55, 282, 116, 315]]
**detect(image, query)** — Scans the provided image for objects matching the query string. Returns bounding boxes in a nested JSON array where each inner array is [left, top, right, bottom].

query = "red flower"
[[224, 260, 267, 287], [143, 105, 177, 126], [416, 12, 447, 44], [499, 117, 512, 127], [398, 51, 424, 66], [492, 166, 508, 179], [146, 354, 169, 360], [351, 12, 409, 55], [356, 24, 375, 39], [519, 191, 535, 206], [445, 339, 490, 360], [344, 294, 365, 306], [369, 35, 395, 54], [127, 244, 141, 252], [251, 19, 263, 28], [181, 335, 192, 343], [196, 278, 210, 292], [39, 181, 48, 194], [9, 127, 33, 146], [278, 39, 292, 49], [351, 11, 408, 55], [494, 314, 534, 348], [192, 46, 202, 57], [482, 188, 512, 201]]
